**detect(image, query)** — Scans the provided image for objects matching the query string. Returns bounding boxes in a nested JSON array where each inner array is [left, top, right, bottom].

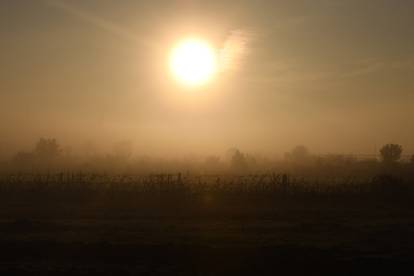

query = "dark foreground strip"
[[0, 241, 412, 275]]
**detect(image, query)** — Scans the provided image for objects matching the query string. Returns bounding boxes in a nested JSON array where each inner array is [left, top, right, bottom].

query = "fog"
[[1, 0, 414, 160]]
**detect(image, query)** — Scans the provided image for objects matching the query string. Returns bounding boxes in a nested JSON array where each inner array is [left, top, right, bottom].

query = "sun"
[[169, 38, 217, 86]]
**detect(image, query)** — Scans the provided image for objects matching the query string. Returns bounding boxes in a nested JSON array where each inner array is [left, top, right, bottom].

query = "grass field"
[[0, 173, 413, 275]]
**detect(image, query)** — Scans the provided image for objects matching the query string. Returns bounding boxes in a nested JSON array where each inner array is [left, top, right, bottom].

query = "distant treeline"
[[0, 138, 413, 179]]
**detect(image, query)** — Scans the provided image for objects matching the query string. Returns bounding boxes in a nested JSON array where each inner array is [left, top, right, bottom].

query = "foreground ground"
[[0, 174, 413, 275], [1, 203, 414, 275]]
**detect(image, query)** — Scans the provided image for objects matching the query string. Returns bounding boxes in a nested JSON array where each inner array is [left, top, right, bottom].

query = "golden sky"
[[1, 0, 414, 157]]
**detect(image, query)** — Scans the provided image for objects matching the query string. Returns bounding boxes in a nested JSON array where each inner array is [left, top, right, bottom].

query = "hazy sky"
[[1, 0, 414, 157]]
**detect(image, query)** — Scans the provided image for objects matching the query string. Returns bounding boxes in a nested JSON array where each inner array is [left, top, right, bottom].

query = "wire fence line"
[[0, 172, 408, 199]]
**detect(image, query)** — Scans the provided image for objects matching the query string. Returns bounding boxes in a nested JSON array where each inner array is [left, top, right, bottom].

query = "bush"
[[380, 144, 402, 164]]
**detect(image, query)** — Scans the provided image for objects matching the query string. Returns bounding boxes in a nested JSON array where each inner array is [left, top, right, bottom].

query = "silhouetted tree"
[[380, 144, 402, 164], [231, 149, 248, 173], [34, 138, 61, 160], [285, 145, 311, 164]]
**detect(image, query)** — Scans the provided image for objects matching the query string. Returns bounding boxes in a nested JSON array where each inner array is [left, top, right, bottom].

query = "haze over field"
[[3, 3, 414, 275], [1, 0, 414, 158]]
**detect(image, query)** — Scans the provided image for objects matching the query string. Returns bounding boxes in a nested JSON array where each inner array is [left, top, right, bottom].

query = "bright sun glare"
[[170, 38, 217, 86]]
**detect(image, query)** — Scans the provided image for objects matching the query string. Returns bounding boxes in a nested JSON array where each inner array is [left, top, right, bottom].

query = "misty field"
[[3, 0, 414, 274], [0, 172, 414, 275]]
